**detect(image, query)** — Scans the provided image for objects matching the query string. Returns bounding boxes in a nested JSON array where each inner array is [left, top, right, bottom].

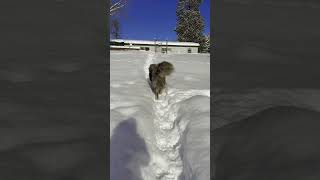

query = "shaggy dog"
[[148, 61, 174, 100]]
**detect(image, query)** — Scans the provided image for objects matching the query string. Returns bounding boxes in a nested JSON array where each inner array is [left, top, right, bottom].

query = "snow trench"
[[143, 53, 210, 180]]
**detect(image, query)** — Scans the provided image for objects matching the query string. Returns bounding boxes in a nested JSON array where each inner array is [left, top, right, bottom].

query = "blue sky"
[[113, 0, 210, 41]]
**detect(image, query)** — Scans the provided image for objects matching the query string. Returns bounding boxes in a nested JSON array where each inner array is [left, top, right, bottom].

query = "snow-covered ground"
[[110, 51, 210, 180]]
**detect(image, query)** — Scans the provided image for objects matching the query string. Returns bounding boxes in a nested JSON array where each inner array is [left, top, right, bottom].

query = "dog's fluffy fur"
[[149, 61, 174, 100]]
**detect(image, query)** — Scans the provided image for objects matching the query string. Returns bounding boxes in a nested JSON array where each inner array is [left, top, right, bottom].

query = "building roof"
[[111, 39, 200, 47], [110, 45, 140, 50]]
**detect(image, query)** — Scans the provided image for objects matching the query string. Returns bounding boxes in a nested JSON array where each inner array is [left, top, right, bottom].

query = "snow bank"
[[178, 95, 210, 180], [110, 51, 210, 180]]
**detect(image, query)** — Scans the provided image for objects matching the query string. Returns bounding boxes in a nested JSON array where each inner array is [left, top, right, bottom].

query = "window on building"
[[140, 47, 150, 51], [188, 48, 192, 53]]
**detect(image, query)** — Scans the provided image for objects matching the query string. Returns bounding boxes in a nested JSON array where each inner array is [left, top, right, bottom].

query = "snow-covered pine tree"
[[176, 0, 206, 52]]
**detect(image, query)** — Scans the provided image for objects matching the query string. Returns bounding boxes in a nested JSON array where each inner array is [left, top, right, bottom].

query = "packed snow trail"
[[144, 53, 210, 180]]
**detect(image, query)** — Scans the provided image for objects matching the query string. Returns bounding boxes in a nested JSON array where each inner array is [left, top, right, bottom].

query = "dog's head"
[[157, 61, 174, 76], [149, 64, 158, 72]]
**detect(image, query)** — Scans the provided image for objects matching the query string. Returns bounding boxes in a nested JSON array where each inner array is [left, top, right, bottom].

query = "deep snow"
[[110, 51, 210, 180]]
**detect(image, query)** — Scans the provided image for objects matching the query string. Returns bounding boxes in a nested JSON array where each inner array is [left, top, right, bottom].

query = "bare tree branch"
[[110, 0, 126, 16]]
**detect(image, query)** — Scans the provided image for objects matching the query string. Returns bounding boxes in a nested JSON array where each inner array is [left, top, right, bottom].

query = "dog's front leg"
[[164, 86, 169, 99], [166, 87, 168, 95]]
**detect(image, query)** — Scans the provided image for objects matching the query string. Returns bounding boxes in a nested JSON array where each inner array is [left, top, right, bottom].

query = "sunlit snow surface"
[[110, 51, 210, 180]]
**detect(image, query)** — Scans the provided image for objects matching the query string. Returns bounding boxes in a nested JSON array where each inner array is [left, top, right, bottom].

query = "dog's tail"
[[157, 61, 174, 77]]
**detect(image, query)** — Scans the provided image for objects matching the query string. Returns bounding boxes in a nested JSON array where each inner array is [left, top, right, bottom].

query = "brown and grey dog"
[[149, 61, 174, 100]]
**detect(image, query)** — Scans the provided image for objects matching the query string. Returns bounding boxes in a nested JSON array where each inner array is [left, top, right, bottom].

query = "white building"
[[110, 39, 200, 53]]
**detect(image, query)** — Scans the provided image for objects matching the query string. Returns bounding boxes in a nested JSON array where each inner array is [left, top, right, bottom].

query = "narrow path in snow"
[[144, 53, 210, 180]]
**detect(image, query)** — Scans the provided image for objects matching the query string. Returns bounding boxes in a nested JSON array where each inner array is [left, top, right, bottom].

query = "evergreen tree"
[[203, 33, 210, 53], [176, 0, 206, 52]]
